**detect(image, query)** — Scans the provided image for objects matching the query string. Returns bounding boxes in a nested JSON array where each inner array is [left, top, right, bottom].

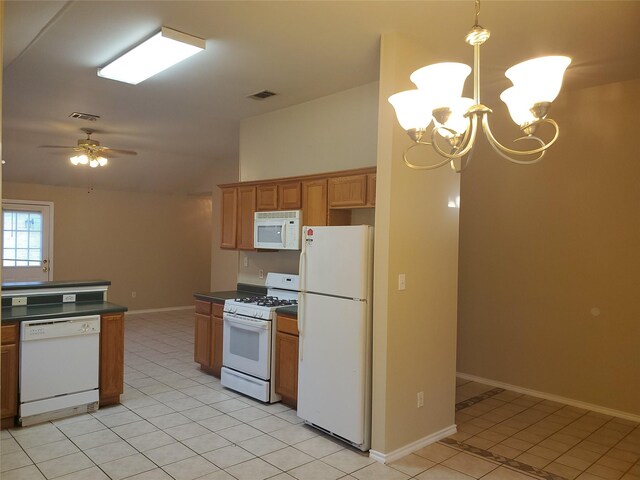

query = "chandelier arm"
[[489, 136, 546, 165], [430, 114, 478, 160], [450, 144, 475, 172], [482, 115, 560, 156], [403, 143, 456, 170]]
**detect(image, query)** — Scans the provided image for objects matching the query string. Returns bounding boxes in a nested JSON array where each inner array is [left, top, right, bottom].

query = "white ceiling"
[[3, 1, 640, 194]]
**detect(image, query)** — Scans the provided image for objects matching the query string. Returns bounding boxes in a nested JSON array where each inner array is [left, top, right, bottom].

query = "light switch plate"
[[398, 274, 406, 291]]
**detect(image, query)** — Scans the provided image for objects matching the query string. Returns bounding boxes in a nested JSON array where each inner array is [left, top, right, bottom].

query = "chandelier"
[[388, 0, 571, 172]]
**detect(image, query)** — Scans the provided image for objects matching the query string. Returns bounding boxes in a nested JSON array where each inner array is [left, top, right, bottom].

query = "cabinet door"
[[328, 174, 368, 208], [302, 179, 327, 226], [367, 173, 376, 206], [279, 182, 302, 210], [256, 185, 278, 211], [0, 343, 18, 421], [211, 315, 224, 378], [237, 186, 257, 250], [220, 187, 238, 249], [275, 332, 298, 408], [194, 312, 211, 367], [100, 313, 124, 406]]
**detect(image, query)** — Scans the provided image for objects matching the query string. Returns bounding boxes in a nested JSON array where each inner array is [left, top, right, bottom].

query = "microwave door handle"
[[281, 220, 287, 246]]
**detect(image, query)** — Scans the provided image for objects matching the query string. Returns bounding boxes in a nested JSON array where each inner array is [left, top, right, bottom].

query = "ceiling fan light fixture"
[[98, 157, 108, 167], [97, 27, 205, 85]]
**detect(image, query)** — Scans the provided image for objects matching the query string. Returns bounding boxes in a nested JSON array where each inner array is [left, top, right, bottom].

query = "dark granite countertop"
[[275, 305, 298, 317], [2, 301, 127, 323], [194, 283, 266, 305], [2, 279, 111, 292]]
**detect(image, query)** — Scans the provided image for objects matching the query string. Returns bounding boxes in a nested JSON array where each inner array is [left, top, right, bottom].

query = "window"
[[3, 210, 43, 267]]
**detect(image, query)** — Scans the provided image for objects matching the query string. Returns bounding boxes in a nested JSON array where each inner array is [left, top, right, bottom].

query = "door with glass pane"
[[2, 201, 52, 282]]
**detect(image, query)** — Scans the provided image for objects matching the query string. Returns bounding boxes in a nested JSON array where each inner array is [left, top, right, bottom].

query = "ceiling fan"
[[39, 128, 137, 168]]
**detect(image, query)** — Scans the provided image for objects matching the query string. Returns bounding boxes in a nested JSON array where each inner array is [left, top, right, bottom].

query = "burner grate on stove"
[[233, 296, 297, 307]]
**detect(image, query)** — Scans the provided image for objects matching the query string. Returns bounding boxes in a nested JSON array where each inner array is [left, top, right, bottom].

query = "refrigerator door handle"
[[298, 292, 304, 361]]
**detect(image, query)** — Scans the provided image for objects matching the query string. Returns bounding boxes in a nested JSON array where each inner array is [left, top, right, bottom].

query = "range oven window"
[[229, 327, 260, 361]]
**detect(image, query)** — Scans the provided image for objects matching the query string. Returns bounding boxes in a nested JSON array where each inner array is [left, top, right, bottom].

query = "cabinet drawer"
[[1, 324, 18, 345], [195, 300, 212, 315], [212, 303, 224, 318], [277, 315, 298, 336]]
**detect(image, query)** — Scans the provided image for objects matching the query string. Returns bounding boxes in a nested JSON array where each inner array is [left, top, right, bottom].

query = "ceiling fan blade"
[[38, 145, 79, 149], [102, 148, 138, 155]]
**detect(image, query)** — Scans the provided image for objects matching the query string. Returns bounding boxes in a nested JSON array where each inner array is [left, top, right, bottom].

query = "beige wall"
[[237, 83, 378, 285], [3, 182, 212, 310], [457, 78, 640, 415], [372, 32, 459, 454], [239, 82, 379, 182]]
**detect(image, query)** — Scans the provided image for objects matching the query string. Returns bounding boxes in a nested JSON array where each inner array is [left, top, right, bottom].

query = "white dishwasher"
[[20, 315, 101, 426]]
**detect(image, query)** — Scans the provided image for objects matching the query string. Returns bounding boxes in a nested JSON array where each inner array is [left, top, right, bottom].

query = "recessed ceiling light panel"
[[97, 27, 205, 85]]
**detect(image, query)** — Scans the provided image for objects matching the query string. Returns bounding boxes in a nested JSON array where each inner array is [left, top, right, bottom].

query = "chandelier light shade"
[[388, 90, 434, 131], [388, 0, 571, 171]]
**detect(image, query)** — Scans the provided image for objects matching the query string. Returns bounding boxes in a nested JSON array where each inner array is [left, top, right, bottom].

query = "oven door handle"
[[224, 315, 270, 330]]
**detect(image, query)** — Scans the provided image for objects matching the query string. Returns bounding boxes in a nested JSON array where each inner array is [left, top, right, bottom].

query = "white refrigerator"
[[297, 225, 374, 451]]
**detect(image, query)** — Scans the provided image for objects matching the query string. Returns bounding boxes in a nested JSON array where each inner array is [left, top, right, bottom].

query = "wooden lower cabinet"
[[194, 301, 224, 378], [274, 314, 298, 408], [99, 313, 125, 406], [1, 323, 19, 429]]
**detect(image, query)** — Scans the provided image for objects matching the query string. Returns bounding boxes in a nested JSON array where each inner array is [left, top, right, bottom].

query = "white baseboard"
[[126, 306, 194, 315], [369, 424, 457, 464], [457, 372, 640, 423]]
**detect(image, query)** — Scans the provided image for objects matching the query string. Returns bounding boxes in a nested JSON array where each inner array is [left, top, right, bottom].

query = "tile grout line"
[[439, 437, 569, 480]]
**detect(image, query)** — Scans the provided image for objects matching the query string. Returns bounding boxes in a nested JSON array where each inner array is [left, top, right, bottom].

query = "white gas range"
[[221, 273, 299, 403]]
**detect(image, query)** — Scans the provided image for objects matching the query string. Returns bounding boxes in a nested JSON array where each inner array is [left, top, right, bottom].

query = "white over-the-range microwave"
[[253, 210, 301, 250]]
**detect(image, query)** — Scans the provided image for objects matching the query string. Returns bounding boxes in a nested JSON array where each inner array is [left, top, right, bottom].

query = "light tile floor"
[[1, 309, 638, 480]]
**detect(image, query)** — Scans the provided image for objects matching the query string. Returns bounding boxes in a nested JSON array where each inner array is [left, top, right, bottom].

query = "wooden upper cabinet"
[[367, 173, 376, 206], [237, 186, 257, 250], [328, 174, 368, 208], [256, 184, 278, 211], [302, 179, 328, 226], [278, 182, 302, 210], [220, 187, 238, 249]]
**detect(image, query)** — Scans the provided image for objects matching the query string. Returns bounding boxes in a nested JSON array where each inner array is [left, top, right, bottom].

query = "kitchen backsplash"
[[237, 250, 300, 286]]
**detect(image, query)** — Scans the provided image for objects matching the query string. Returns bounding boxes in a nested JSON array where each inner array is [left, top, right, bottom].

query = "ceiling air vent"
[[248, 90, 277, 100], [69, 112, 100, 121]]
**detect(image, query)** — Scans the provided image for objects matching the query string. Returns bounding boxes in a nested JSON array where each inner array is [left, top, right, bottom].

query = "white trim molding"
[[369, 424, 457, 464], [125, 305, 194, 315], [457, 372, 640, 423]]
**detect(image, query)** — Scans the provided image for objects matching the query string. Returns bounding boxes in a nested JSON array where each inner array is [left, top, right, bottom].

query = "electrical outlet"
[[12, 297, 27, 306], [243, 256, 248, 267], [63, 294, 76, 303], [131, 291, 137, 298], [417, 391, 424, 408], [398, 274, 406, 291], [258, 269, 264, 279]]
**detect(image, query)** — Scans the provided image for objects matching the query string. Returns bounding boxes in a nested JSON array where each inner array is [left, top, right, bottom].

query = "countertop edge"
[[1, 302, 128, 323], [2, 279, 112, 292]]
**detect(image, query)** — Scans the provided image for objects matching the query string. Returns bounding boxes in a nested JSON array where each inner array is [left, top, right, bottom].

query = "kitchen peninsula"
[[1, 280, 127, 428]]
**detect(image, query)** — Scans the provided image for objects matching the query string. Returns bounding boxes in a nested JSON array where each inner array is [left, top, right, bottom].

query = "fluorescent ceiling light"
[[98, 27, 205, 85]]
